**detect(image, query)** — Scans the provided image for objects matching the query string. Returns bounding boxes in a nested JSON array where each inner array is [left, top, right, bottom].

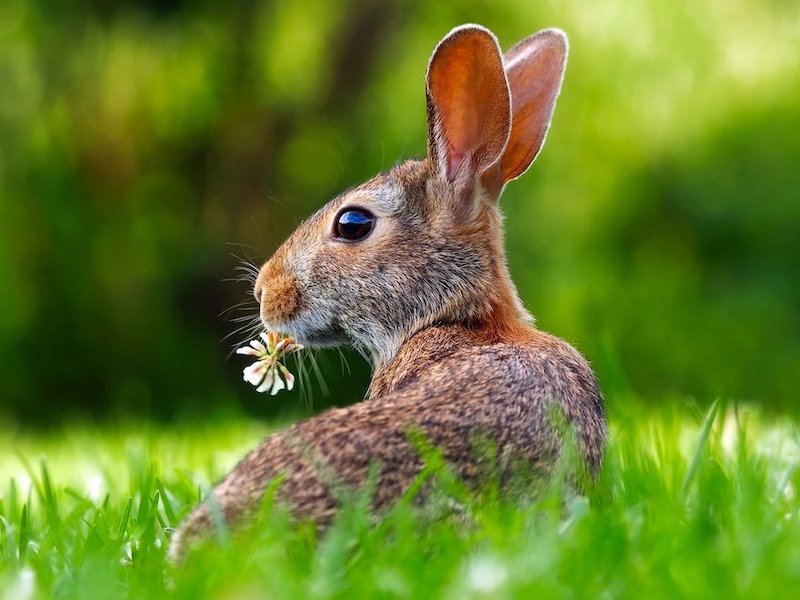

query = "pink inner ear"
[[447, 146, 465, 182]]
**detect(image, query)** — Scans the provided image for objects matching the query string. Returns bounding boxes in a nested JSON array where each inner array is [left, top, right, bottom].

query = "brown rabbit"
[[169, 24, 606, 560]]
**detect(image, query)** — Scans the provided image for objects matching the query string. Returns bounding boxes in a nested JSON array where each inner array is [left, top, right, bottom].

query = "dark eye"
[[335, 209, 375, 241]]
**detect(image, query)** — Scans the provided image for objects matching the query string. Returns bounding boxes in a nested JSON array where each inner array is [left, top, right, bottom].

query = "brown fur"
[[255, 256, 301, 324], [169, 25, 606, 561]]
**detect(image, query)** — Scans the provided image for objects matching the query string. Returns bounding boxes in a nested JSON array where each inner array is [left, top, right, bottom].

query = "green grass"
[[1, 401, 799, 599]]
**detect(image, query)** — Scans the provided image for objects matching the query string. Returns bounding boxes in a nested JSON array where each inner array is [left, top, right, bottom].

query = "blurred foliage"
[[0, 0, 798, 422]]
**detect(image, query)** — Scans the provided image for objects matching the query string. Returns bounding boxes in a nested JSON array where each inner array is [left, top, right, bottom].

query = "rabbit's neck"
[[366, 223, 534, 398], [366, 291, 536, 401]]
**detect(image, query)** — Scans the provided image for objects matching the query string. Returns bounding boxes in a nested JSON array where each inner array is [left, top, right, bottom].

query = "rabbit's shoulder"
[[371, 325, 600, 406]]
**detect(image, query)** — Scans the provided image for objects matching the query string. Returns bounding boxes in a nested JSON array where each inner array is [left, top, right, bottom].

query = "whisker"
[[229, 313, 260, 323], [337, 348, 352, 376], [221, 317, 261, 344], [293, 352, 314, 407], [222, 276, 253, 285], [230, 253, 263, 278], [306, 349, 330, 397], [219, 249, 266, 355], [223, 322, 263, 360], [225, 242, 259, 251], [233, 271, 259, 282], [233, 268, 259, 281], [234, 264, 260, 277], [230, 250, 263, 264], [351, 342, 371, 365], [219, 300, 256, 318]]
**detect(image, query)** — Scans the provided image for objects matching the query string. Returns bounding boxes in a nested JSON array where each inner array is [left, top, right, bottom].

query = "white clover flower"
[[236, 330, 303, 395]]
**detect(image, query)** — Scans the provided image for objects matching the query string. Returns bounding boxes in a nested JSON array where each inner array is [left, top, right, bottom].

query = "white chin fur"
[[262, 312, 347, 348]]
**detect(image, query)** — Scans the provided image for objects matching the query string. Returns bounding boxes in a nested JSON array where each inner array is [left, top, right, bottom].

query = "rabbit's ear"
[[483, 29, 568, 192], [426, 25, 511, 203]]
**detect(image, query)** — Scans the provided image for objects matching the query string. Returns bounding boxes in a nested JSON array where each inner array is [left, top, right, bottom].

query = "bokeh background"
[[1, 0, 798, 425]]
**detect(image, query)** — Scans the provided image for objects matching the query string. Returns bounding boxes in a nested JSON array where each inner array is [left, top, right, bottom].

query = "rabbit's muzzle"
[[255, 259, 302, 327]]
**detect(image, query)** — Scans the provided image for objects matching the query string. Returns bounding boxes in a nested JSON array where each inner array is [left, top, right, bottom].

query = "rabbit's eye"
[[335, 209, 374, 241]]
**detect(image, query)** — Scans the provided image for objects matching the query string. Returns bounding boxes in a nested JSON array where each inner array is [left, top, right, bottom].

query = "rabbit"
[[169, 24, 606, 561]]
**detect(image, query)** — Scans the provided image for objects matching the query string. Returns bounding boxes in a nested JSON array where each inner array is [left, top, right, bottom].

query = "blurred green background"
[[1, 0, 798, 424]]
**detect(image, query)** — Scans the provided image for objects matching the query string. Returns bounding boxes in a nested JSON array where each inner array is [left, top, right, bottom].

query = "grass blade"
[[682, 399, 721, 497], [18, 503, 29, 561], [156, 478, 177, 526], [117, 497, 133, 540]]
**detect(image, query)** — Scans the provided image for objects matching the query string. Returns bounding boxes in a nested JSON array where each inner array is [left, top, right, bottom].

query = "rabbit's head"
[[254, 26, 568, 364]]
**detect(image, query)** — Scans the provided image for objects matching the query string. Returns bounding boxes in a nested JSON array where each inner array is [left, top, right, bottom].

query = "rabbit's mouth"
[[262, 312, 348, 348]]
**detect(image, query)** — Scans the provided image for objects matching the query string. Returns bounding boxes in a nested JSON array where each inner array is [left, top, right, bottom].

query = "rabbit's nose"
[[254, 264, 270, 304]]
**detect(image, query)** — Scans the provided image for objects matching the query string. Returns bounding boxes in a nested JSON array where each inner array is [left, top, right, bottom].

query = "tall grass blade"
[[156, 479, 177, 526], [117, 498, 133, 540], [18, 504, 29, 561], [682, 399, 721, 498]]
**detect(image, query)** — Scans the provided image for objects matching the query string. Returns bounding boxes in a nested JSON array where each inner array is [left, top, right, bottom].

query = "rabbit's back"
[[171, 325, 605, 556], [367, 324, 606, 474]]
